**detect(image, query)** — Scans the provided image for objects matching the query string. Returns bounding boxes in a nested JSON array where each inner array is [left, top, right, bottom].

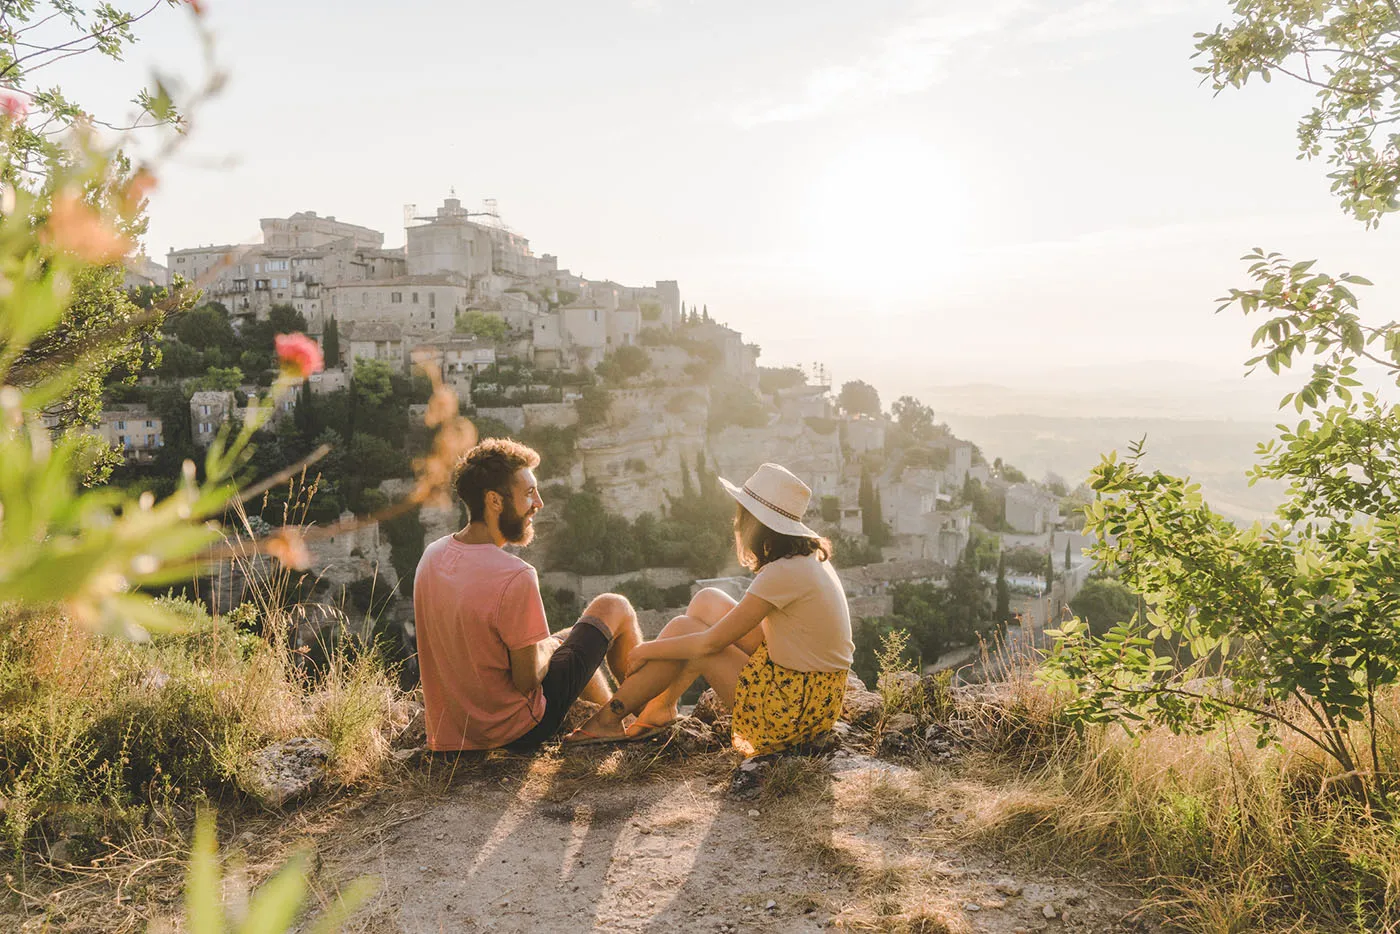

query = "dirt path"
[[322, 746, 1148, 934]]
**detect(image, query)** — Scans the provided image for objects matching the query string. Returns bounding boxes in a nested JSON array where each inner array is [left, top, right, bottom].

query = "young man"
[[413, 438, 641, 751]]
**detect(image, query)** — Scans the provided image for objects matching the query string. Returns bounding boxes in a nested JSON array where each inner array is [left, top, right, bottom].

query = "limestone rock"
[[692, 688, 727, 724], [845, 673, 869, 693], [884, 713, 919, 734], [667, 716, 722, 755], [563, 699, 601, 734], [842, 687, 884, 728], [390, 699, 425, 749], [879, 670, 921, 698], [240, 737, 332, 808]]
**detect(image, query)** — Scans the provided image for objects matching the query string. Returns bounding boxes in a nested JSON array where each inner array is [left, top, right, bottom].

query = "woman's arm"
[[629, 592, 773, 669]]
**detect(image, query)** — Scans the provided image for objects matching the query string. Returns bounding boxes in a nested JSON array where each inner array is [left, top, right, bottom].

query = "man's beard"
[[499, 499, 536, 546]]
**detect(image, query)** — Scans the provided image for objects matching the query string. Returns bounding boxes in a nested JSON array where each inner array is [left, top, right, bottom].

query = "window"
[[144, 420, 154, 428], [177, 257, 186, 263], [592, 310, 599, 323], [200, 405, 210, 416], [391, 292, 402, 304], [430, 310, 436, 320], [412, 292, 419, 304], [115, 420, 126, 430], [428, 293, 436, 309], [146, 434, 156, 447], [117, 434, 126, 445]]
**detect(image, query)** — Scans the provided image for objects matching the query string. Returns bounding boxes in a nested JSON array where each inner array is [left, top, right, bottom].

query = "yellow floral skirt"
[[731, 642, 847, 757]]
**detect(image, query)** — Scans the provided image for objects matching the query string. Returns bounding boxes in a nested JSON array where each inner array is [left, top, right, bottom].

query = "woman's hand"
[[624, 641, 657, 677]]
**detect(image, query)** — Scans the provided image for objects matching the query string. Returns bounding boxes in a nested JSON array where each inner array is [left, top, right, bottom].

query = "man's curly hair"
[[453, 438, 541, 523]]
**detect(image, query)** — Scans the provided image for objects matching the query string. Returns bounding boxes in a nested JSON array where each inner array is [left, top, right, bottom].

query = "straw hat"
[[718, 463, 819, 538]]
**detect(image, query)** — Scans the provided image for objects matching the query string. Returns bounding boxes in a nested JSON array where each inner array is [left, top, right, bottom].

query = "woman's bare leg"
[[566, 611, 750, 741]]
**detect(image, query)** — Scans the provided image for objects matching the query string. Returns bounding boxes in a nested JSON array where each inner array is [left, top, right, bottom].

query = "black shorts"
[[506, 615, 612, 750]]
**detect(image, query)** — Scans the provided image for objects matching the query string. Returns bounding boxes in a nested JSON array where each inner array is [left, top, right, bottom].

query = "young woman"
[[566, 462, 854, 756]]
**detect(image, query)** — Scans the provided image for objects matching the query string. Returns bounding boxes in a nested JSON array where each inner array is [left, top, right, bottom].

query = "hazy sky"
[[58, 0, 1400, 418]]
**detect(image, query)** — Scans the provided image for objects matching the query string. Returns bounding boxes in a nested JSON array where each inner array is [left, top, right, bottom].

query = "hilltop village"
[[112, 196, 1091, 669]]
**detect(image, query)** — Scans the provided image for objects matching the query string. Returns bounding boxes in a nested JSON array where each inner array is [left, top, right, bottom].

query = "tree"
[[839, 380, 881, 418], [576, 385, 611, 427], [352, 358, 396, 408], [456, 309, 508, 342], [1067, 578, 1138, 638], [323, 316, 341, 366], [1043, 0, 1400, 808], [758, 366, 806, 395], [1194, 2, 1400, 226], [171, 304, 237, 354], [995, 552, 1011, 624], [1064, 538, 1072, 572], [595, 345, 649, 385], [891, 395, 935, 440]]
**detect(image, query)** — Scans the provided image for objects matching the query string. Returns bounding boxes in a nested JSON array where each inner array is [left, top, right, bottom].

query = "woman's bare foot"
[[625, 699, 679, 737], [562, 707, 630, 745]]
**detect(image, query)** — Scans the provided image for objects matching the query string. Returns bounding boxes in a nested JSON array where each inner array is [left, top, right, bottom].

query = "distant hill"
[[940, 412, 1287, 524]]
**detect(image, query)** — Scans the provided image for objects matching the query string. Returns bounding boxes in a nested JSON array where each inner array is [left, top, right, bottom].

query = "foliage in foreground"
[[970, 668, 1400, 932], [1043, 0, 1400, 808]]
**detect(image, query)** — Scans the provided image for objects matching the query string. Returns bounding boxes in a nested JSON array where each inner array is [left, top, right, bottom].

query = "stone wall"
[[522, 402, 578, 429], [539, 565, 694, 601], [474, 406, 526, 432]]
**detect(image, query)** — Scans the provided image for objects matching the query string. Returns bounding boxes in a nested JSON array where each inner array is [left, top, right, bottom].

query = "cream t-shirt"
[[747, 553, 854, 672]]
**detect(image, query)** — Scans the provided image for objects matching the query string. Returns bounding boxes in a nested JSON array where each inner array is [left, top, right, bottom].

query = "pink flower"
[[42, 190, 133, 263], [275, 332, 324, 380], [1, 94, 28, 122]]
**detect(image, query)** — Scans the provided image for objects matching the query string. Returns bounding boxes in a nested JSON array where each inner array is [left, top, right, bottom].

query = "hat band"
[[742, 484, 803, 524]]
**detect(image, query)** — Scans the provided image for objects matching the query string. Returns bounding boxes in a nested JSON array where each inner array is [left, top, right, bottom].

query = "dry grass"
[[956, 653, 1400, 933]]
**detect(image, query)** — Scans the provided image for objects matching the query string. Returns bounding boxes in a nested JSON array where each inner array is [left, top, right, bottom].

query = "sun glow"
[[800, 135, 971, 293]]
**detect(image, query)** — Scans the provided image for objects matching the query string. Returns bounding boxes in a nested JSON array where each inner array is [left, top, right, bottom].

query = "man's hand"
[[509, 636, 561, 696]]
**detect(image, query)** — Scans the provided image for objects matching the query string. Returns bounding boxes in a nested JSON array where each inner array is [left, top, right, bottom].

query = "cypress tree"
[[324, 316, 340, 366], [1044, 550, 1055, 590], [1064, 538, 1072, 572], [996, 551, 1011, 624]]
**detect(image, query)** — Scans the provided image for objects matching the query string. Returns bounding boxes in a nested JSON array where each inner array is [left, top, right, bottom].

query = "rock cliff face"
[[577, 387, 709, 520]]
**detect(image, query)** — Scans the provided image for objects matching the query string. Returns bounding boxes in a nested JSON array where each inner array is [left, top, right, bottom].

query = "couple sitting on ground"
[[413, 439, 855, 757]]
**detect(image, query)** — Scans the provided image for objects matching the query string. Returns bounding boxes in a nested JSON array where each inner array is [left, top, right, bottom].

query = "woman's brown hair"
[[734, 503, 833, 572]]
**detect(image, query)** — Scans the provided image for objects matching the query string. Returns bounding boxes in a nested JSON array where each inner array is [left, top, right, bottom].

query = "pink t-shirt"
[[413, 536, 550, 750]]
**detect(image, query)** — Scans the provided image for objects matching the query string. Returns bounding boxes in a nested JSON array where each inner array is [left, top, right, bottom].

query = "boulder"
[[846, 673, 869, 693], [842, 687, 884, 728], [240, 737, 332, 808]]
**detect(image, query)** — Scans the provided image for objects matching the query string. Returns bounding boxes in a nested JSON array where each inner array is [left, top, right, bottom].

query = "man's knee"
[[584, 592, 637, 637], [688, 587, 735, 623]]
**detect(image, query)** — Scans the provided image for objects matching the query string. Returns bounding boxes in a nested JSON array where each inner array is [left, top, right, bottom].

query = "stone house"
[[1005, 483, 1060, 534], [323, 274, 469, 338], [190, 390, 236, 447], [344, 320, 406, 372], [96, 405, 163, 462]]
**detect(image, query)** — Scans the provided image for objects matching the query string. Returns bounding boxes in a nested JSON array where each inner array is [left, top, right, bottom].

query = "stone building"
[[190, 390, 236, 447], [323, 274, 470, 338], [96, 405, 163, 462], [344, 320, 407, 372], [260, 211, 383, 251], [1005, 483, 1060, 534], [405, 195, 557, 284]]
